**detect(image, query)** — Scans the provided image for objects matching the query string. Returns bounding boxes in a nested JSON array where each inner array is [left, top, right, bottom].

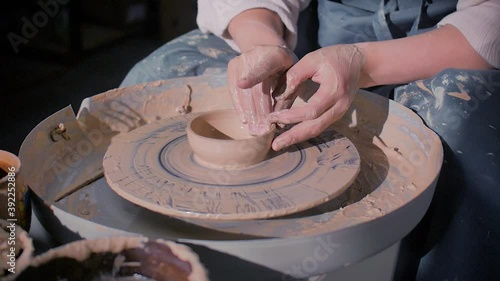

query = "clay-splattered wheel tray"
[[103, 113, 361, 220]]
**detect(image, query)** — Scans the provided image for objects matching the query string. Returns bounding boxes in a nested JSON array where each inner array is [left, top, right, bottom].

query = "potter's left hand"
[[269, 44, 365, 151], [228, 45, 297, 135]]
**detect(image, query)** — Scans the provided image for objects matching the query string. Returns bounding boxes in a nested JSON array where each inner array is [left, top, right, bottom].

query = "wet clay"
[[8, 237, 208, 281], [103, 111, 361, 220], [187, 109, 275, 170]]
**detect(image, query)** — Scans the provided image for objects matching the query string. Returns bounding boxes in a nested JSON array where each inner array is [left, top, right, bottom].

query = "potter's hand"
[[228, 45, 297, 135], [269, 44, 365, 151]]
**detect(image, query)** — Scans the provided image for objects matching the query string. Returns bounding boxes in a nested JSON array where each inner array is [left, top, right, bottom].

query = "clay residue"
[[13, 237, 208, 281], [431, 86, 445, 109], [142, 240, 209, 281], [79, 76, 232, 136], [198, 47, 226, 59], [28, 236, 145, 266], [76, 193, 98, 219], [175, 85, 193, 115], [415, 80, 432, 95], [447, 83, 471, 101], [162, 240, 208, 281]]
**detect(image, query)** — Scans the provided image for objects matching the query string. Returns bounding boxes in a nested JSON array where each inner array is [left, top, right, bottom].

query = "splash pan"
[[19, 75, 442, 278]]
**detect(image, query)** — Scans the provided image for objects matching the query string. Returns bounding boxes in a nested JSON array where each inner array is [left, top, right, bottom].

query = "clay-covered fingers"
[[272, 49, 339, 112], [271, 111, 333, 151], [268, 45, 365, 150], [271, 73, 296, 112], [228, 74, 273, 134], [270, 50, 340, 123], [227, 58, 247, 123], [247, 81, 273, 135], [237, 45, 297, 89], [227, 45, 297, 135], [271, 99, 351, 151], [228, 56, 274, 134], [270, 81, 340, 124]]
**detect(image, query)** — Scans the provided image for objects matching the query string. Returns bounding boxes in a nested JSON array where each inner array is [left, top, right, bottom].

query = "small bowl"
[[187, 110, 275, 169], [9, 236, 208, 281]]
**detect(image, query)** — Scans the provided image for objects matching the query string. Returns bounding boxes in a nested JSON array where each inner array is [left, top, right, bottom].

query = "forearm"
[[356, 24, 493, 88], [228, 8, 287, 52]]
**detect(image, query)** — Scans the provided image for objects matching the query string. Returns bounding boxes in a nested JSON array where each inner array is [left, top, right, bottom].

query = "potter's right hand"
[[228, 45, 297, 135], [269, 44, 365, 151]]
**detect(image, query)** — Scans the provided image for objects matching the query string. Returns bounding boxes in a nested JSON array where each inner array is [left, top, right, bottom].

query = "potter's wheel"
[[19, 75, 443, 278], [103, 113, 360, 220]]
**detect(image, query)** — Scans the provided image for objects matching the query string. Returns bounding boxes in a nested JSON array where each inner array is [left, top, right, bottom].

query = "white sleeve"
[[196, 0, 312, 52], [438, 0, 500, 68]]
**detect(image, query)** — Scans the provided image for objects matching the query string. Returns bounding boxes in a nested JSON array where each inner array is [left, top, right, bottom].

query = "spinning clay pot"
[[187, 109, 275, 169]]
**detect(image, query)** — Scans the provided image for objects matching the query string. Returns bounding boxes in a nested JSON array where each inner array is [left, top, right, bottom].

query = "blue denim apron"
[[317, 0, 457, 46]]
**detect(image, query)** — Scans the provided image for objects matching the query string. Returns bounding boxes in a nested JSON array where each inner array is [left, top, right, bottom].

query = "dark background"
[[1, 0, 198, 154]]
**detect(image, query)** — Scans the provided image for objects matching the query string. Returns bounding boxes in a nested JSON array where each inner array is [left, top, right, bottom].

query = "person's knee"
[[120, 30, 236, 87], [396, 68, 500, 133]]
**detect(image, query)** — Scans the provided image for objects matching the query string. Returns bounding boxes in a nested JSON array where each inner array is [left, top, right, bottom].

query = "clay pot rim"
[[187, 109, 276, 143]]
